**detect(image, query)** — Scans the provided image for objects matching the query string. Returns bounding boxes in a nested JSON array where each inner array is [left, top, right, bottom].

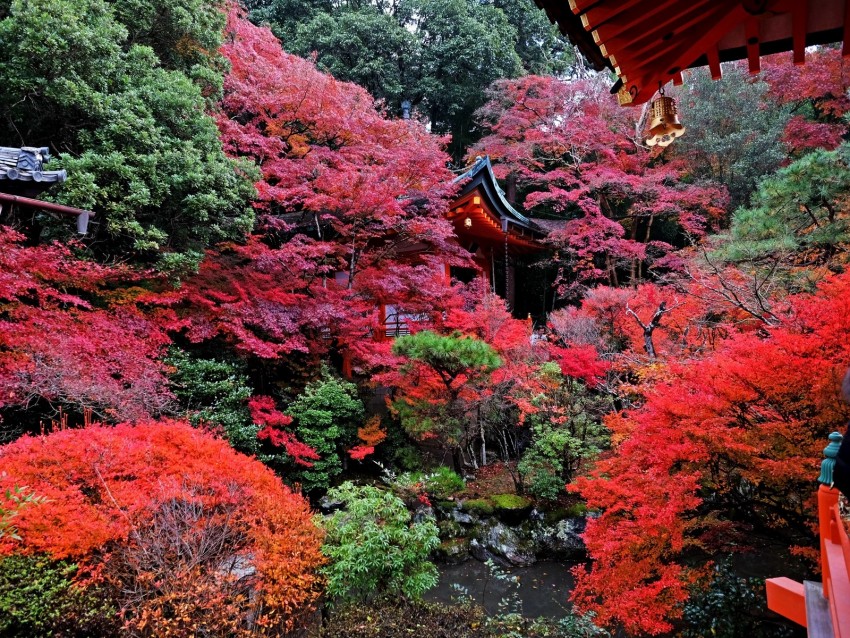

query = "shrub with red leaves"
[[0, 420, 324, 636]]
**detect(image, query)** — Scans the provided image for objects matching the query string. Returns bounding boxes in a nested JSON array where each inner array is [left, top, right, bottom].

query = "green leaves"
[[165, 348, 258, 454], [0, 0, 256, 267], [393, 330, 502, 378], [0, 480, 48, 542], [0, 555, 117, 638], [284, 370, 365, 492], [722, 144, 850, 263], [318, 482, 440, 604], [674, 64, 791, 211]]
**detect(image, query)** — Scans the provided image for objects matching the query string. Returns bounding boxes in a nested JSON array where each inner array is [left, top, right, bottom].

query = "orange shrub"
[[0, 420, 324, 636]]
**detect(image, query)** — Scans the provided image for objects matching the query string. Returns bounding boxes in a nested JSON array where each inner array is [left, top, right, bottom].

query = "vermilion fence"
[[767, 432, 850, 637]]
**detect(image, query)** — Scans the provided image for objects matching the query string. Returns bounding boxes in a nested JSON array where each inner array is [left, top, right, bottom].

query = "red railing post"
[[817, 431, 844, 600], [820, 483, 841, 594]]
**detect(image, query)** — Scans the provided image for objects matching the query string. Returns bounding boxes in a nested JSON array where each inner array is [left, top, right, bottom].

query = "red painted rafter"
[[745, 17, 761, 74], [617, 0, 738, 78], [844, 0, 850, 56], [625, 3, 748, 105], [579, 0, 645, 35], [568, 0, 600, 15], [595, 0, 716, 69], [585, 0, 681, 45], [707, 44, 722, 80]]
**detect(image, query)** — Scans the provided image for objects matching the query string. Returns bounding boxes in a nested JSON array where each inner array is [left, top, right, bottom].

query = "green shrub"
[[523, 467, 565, 501], [424, 466, 465, 498], [286, 370, 365, 492], [0, 554, 117, 637], [681, 558, 794, 638], [166, 348, 257, 453], [564, 502, 588, 518], [491, 613, 609, 638], [516, 366, 609, 500], [318, 482, 440, 604], [490, 494, 533, 511], [396, 466, 465, 501]]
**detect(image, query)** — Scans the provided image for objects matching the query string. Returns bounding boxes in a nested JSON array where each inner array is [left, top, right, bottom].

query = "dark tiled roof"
[[0, 146, 67, 184], [528, 218, 568, 233], [454, 156, 545, 236]]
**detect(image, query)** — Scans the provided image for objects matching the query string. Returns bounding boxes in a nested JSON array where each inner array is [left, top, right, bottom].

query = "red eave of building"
[[535, 0, 849, 106], [448, 192, 545, 254]]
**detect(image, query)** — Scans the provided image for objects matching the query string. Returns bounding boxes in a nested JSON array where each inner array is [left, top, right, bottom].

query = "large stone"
[[490, 494, 534, 525], [450, 508, 475, 525], [476, 520, 536, 567], [531, 517, 586, 559], [437, 537, 471, 565], [318, 494, 344, 514], [413, 505, 435, 523]]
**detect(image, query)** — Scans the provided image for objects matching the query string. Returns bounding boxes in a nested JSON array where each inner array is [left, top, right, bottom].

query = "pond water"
[[425, 559, 577, 618]]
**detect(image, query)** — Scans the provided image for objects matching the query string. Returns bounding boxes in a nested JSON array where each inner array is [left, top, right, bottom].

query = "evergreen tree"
[[249, 0, 573, 159], [673, 64, 791, 211], [721, 144, 850, 266], [0, 0, 256, 270]]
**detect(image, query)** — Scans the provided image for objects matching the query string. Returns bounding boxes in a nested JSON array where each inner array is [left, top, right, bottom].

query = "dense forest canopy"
[[1, 0, 850, 636], [245, 0, 576, 159]]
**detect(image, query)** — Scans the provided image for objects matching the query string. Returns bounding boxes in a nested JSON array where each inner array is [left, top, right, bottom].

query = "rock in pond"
[[473, 520, 536, 567]]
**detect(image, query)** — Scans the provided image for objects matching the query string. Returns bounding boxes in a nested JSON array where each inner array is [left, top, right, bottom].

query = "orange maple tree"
[[0, 420, 324, 636]]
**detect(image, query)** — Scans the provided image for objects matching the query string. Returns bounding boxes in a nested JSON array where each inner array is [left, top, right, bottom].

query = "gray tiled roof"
[[0, 146, 67, 184], [454, 156, 545, 236]]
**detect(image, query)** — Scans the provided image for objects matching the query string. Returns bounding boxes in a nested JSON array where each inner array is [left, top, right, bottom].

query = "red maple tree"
[[571, 272, 850, 634], [0, 227, 173, 425], [470, 74, 727, 294], [168, 10, 469, 367]]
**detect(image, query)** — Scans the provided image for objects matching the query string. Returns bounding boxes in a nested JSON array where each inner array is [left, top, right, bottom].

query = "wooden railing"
[[767, 432, 850, 637]]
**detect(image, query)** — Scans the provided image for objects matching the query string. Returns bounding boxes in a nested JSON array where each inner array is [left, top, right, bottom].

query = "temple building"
[[0, 146, 92, 235], [448, 156, 550, 317]]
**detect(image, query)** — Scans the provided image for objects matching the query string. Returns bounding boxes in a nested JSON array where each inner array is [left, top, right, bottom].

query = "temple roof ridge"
[[454, 155, 540, 232], [0, 146, 67, 185]]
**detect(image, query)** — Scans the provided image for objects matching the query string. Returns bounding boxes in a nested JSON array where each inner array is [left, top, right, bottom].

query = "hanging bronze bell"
[[645, 95, 685, 147]]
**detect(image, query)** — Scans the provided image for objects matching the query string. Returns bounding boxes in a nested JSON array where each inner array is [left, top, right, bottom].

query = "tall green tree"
[[250, 0, 572, 159], [0, 0, 256, 270], [673, 64, 791, 211]]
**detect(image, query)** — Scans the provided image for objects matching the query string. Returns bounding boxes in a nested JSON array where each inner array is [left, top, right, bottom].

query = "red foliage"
[[549, 344, 609, 386], [348, 445, 374, 461], [171, 11, 469, 363], [347, 415, 387, 460], [782, 116, 845, 154], [763, 49, 850, 156], [249, 395, 318, 465], [471, 75, 728, 292], [0, 420, 324, 634], [0, 227, 172, 422], [571, 272, 850, 634], [763, 49, 850, 119]]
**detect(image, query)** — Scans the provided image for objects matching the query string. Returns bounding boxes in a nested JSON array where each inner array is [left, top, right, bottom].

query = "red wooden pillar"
[[341, 350, 353, 379], [375, 304, 387, 342]]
